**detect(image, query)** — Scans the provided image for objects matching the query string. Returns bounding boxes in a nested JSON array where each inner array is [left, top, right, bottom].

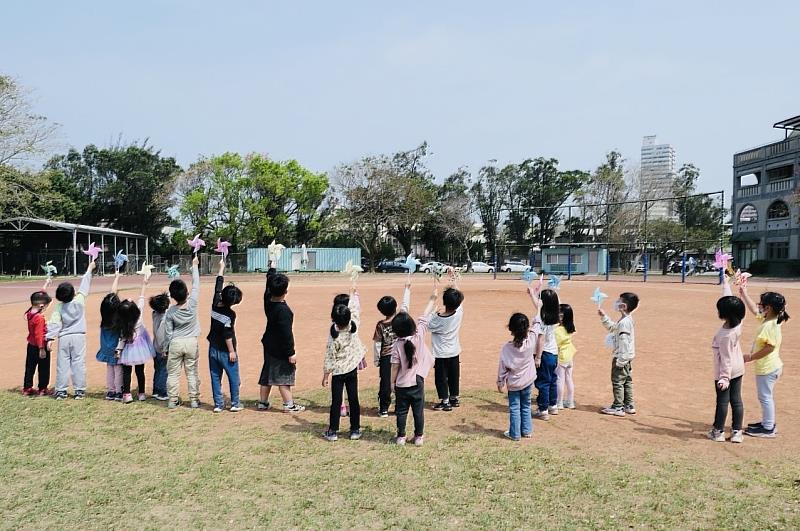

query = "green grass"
[[1, 390, 799, 530]]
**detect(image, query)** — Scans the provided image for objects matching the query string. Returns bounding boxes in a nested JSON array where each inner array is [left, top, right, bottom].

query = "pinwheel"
[[547, 275, 562, 291], [713, 250, 732, 270], [341, 260, 363, 282], [137, 261, 155, 280], [521, 270, 535, 284], [215, 238, 231, 259], [404, 254, 417, 275], [187, 234, 206, 255], [590, 287, 608, 307], [114, 250, 128, 271], [40, 261, 57, 279], [267, 240, 285, 267], [446, 266, 462, 286], [82, 242, 100, 261], [429, 263, 445, 283], [166, 264, 180, 280], [733, 269, 751, 287]]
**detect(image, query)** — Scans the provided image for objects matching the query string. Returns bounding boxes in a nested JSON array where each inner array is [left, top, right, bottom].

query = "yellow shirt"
[[555, 325, 576, 365], [752, 316, 783, 376]]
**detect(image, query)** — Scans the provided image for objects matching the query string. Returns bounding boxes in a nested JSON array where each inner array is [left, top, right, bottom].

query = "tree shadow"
[[627, 414, 710, 441], [280, 413, 396, 445], [451, 420, 505, 439]]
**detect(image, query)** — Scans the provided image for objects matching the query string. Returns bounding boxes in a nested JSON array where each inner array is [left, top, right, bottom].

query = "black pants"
[[714, 375, 744, 431], [378, 356, 393, 412], [24, 344, 50, 389], [329, 368, 360, 433], [122, 364, 146, 394], [434, 356, 460, 401], [395, 376, 425, 437]]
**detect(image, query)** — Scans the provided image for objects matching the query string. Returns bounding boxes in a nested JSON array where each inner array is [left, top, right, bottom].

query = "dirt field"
[[2, 272, 798, 460]]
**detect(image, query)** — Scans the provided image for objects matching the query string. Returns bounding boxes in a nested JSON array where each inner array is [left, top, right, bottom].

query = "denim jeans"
[[534, 352, 558, 412], [152, 353, 168, 396], [209, 345, 241, 409], [755, 367, 782, 430], [508, 384, 533, 439]]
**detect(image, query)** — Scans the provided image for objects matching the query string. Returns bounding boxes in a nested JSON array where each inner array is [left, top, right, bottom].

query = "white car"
[[469, 261, 494, 273], [501, 261, 530, 273], [420, 261, 445, 273]]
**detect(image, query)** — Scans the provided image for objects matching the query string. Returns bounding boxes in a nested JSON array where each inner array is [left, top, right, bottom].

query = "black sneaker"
[[74, 390, 86, 400], [104, 391, 116, 401], [746, 421, 763, 429], [54, 390, 68, 400], [433, 401, 452, 412], [449, 397, 460, 408], [745, 425, 776, 438], [378, 410, 389, 418]]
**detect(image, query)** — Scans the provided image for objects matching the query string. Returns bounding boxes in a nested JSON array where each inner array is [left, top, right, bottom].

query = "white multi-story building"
[[640, 135, 676, 219]]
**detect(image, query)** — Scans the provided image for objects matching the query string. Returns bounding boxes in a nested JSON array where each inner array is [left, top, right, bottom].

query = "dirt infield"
[[2, 273, 798, 458]]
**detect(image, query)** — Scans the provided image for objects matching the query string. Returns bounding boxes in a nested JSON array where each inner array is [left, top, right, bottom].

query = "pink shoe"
[[122, 393, 133, 404], [138, 393, 146, 401], [412, 435, 424, 447]]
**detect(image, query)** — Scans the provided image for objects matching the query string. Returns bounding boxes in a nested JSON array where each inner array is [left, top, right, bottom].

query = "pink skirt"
[[120, 328, 156, 366]]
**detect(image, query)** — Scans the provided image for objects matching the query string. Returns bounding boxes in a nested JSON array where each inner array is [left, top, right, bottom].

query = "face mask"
[[613, 300, 623, 312]]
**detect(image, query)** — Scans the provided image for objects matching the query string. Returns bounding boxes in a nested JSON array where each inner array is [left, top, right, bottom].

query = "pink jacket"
[[497, 331, 538, 391], [391, 314, 433, 388], [712, 325, 744, 385]]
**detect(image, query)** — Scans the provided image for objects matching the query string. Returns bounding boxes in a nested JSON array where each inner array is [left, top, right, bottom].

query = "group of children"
[[21, 258, 789, 445]]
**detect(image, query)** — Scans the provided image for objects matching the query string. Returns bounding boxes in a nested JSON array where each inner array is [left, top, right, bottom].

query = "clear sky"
[[3, 1, 798, 197]]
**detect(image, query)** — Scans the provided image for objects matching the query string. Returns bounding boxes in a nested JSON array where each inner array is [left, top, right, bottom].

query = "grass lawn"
[[1, 389, 799, 530]]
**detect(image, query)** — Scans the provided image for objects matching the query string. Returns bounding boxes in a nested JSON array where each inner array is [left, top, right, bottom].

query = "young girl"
[[331, 292, 352, 418], [115, 276, 156, 403], [207, 258, 244, 413], [322, 287, 367, 441], [529, 287, 560, 420], [555, 303, 577, 410], [708, 276, 746, 443], [739, 286, 789, 438], [497, 313, 536, 441], [23, 280, 52, 396], [96, 272, 122, 401], [390, 284, 437, 446]]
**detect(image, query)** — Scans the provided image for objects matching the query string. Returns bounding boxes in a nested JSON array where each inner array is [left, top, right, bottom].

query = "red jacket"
[[26, 309, 47, 348]]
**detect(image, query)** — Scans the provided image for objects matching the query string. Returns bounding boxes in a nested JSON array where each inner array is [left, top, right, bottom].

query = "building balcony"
[[769, 179, 793, 193], [734, 137, 800, 167], [737, 185, 761, 198]]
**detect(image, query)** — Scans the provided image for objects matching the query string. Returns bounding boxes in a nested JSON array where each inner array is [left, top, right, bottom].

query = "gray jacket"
[[164, 265, 200, 350]]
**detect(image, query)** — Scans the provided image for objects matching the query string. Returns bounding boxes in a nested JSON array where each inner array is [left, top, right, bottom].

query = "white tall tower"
[[640, 135, 676, 219]]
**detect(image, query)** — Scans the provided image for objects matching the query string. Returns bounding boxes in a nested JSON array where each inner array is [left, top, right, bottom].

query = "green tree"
[[386, 143, 438, 256], [0, 165, 76, 220], [472, 163, 505, 263]]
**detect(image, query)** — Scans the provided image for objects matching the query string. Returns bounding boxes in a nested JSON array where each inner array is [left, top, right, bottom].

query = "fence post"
[[567, 245, 572, 280], [605, 246, 610, 281], [643, 253, 648, 283], [681, 249, 687, 283]]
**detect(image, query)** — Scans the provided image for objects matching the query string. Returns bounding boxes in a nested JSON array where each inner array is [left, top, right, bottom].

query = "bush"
[[746, 260, 768, 275]]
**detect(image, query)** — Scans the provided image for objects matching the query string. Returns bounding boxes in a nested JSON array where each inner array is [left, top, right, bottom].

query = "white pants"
[[55, 334, 87, 392], [556, 362, 574, 405]]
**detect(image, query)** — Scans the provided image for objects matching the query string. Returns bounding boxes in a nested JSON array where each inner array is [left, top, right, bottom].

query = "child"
[[530, 288, 560, 420], [497, 313, 537, 441], [390, 283, 437, 446], [164, 255, 201, 409], [207, 258, 244, 413], [46, 259, 95, 400], [598, 292, 639, 417], [322, 287, 367, 441], [739, 286, 789, 438], [555, 303, 577, 410], [429, 287, 465, 411], [331, 292, 352, 418], [23, 281, 52, 396], [708, 276, 746, 443], [115, 276, 156, 403], [373, 294, 399, 418], [96, 271, 122, 401], [149, 292, 170, 401], [259, 271, 305, 412]]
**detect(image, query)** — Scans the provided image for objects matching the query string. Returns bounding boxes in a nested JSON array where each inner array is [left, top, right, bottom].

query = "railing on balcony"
[[737, 185, 760, 198], [734, 137, 800, 166], [768, 179, 793, 193]]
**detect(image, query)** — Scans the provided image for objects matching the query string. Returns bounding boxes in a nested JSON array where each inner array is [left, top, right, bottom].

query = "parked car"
[[634, 263, 646, 273], [420, 261, 445, 273], [501, 261, 530, 273], [376, 260, 409, 273], [469, 261, 494, 273]]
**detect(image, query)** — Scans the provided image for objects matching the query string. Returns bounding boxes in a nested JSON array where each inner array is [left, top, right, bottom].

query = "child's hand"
[[405, 277, 412, 289], [114, 350, 121, 360], [229, 351, 237, 363], [743, 354, 751, 363], [288, 355, 297, 365], [497, 383, 504, 393], [597, 309, 605, 317], [192, 255, 199, 267], [534, 357, 541, 369], [717, 380, 729, 390], [89, 260, 96, 272], [38, 348, 46, 360], [322, 374, 329, 387]]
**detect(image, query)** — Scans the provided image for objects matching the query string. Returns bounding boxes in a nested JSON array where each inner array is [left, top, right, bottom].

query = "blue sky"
[[3, 1, 798, 197]]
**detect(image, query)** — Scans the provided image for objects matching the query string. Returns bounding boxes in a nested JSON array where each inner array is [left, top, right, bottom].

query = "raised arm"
[[348, 291, 361, 325], [527, 286, 541, 312], [213, 259, 225, 308], [111, 270, 121, 295], [720, 274, 732, 297], [401, 277, 411, 312], [189, 255, 200, 305], [137, 275, 149, 310], [77, 260, 95, 298], [41, 277, 52, 292], [738, 286, 759, 316]]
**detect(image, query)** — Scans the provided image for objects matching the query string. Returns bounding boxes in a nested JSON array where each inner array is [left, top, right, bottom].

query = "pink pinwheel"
[[187, 234, 206, 254], [82, 242, 100, 261], [215, 238, 231, 258], [713, 250, 732, 270]]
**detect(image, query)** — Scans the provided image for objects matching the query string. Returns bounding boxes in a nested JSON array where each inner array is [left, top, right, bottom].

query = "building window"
[[546, 253, 583, 265], [767, 201, 789, 220], [738, 242, 758, 270], [738, 204, 758, 223], [767, 241, 789, 260]]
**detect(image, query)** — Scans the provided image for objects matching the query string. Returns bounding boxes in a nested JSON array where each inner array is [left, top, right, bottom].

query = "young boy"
[[23, 286, 53, 396], [47, 260, 95, 400], [259, 271, 305, 412], [207, 258, 244, 413], [164, 255, 201, 409], [428, 287, 465, 411], [149, 292, 171, 401], [598, 292, 639, 417], [373, 294, 399, 418]]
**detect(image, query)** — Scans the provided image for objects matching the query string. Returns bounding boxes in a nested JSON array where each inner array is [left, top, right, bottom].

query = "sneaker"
[[153, 394, 169, 402], [190, 399, 200, 409], [745, 425, 777, 438], [349, 430, 362, 440], [283, 402, 305, 413], [450, 397, 460, 408], [213, 407, 223, 413], [433, 401, 452, 412], [503, 430, 520, 441], [624, 405, 637, 415], [22, 387, 35, 396], [522, 432, 533, 439], [323, 430, 338, 442], [74, 390, 86, 400], [378, 410, 389, 418], [138, 393, 146, 401], [104, 391, 116, 401], [230, 404, 244, 412], [601, 406, 625, 417], [37, 388, 51, 397], [707, 428, 725, 442], [257, 401, 271, 411], [555, 401, 564, 410], [532, 409, 550, 421], [168, 399, 182, 410], [122, 393, 133, 404], [340, 405, 349, 417], [564, 400, 576, 410], [114, 392, 123, 401], [730, 430, 744, 443], [548, 406, 559, 415], [54, 390, 68, 400], [413, 435, 424, 447], [746, 421, 763, 429], [395, 436, 407, 446]]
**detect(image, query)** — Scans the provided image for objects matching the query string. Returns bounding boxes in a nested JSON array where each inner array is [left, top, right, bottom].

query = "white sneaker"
[[230, 404, 244, 412], [548, 406, 559, 415], [730, 429, 744, 443], [555, 402, 564, 410], [395, 436, 406, 446], [707, 428, 725, 442], [564, 400, 576, 409], [213, 407, 223, 413], [600, 406, 625, 417], [532, 409, 550, 421]]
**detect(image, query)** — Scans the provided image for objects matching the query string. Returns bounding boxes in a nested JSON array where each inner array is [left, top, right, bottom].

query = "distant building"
[[731, 115, 800, 274], [640, 135, 676, 219]]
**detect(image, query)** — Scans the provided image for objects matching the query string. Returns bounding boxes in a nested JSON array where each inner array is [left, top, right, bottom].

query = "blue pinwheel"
[[547, 275, 562, 291], [167, 264, 180, 280], [590, 287, 608, 307], [114, 250, 128, 271]]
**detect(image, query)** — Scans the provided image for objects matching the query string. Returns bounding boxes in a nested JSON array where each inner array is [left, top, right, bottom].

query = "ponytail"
[[508, 313, 530, 348], [760, 292, 790, 325], [403, 340, 416, 366], [778, 309, 790, 325]]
